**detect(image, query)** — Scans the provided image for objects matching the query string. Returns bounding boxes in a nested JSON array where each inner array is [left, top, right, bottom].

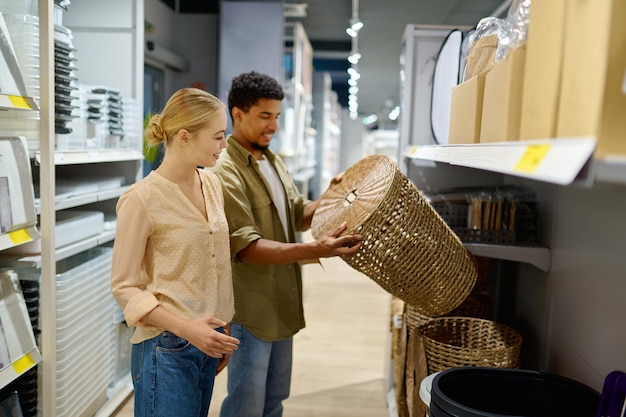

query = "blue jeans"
[[131, 329, 223, 417], [219, 323, 292, 417]]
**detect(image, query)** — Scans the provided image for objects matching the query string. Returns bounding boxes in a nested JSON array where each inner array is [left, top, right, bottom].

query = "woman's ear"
[[177, 128, 190, 144]]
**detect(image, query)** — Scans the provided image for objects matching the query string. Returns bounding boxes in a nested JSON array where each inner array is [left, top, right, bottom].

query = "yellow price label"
[[9, 229, 32, 244], [12, 353, 35, 374], [514, 144, 551, 173], [409, 146, 418, 156], [8, 95, 32, 109]]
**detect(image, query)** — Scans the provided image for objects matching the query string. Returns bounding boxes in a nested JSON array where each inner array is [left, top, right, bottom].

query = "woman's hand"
[[180, 316, 240, 358]]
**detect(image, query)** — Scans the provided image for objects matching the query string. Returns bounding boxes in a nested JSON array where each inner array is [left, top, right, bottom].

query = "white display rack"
[[0, 347, 42, 389], [34, 185, 130, 214], [465, 243, 550, 272], [0, 226, 40, 252], [0, 229, 116, 269], [0, 268, 42, 391], [406, 137, 597, 186], [0, 94, 39, 111], [34, 149, 143, 165]]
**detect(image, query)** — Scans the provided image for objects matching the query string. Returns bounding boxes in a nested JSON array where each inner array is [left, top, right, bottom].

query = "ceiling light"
[[350, 20, 363, 31], [348, 52, 361, 64], [346, 19, 363, 37]]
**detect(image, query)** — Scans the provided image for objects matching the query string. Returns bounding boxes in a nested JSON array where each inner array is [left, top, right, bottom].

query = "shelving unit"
[[0, 0, 144, 416], [405, 137, 597, 186], [0, 347, 41, 389]]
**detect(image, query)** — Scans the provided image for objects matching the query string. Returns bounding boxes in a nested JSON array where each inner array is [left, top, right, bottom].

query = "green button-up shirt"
[[211, 136, 310, 341]]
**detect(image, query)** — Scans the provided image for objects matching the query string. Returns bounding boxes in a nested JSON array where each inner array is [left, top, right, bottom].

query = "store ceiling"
[[176, 0, 509, 122]]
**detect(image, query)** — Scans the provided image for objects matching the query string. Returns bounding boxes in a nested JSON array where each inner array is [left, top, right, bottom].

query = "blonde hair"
[[144, 88, 225, 146]]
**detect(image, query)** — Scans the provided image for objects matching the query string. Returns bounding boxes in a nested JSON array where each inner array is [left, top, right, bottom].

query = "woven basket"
[[418, 317, 522, 374], [311, 154, 477, 316]]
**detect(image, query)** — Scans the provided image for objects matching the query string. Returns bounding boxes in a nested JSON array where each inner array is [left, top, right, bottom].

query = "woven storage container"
[[311, 154, 477, 316], [419, 317, 522, 374]]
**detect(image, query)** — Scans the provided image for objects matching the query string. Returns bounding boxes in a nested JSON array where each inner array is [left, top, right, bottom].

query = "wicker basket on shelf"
[[418, 316, 522, 374], [311, 153, 477, 317]]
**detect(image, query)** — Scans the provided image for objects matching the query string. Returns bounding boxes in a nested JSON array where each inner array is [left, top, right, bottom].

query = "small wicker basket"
[[311, 154, 477, 316], [418, 317, 522, 374]]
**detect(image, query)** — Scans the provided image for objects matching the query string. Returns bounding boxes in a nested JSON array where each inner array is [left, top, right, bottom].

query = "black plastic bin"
[[430, 367, 600, 417]]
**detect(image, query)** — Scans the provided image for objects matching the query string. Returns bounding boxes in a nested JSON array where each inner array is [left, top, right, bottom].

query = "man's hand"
[[314, 222, 362, 259]]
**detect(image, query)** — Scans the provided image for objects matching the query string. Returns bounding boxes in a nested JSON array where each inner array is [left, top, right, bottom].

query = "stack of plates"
[[54, 25, 79, 136]]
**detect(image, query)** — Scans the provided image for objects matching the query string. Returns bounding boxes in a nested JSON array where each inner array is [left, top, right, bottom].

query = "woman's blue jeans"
[[219, 323, 293, 417], [131, 329, 223, 417]]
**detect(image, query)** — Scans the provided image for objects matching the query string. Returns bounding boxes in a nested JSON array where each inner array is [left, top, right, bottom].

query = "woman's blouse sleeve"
[[110, 189, 159, 326]]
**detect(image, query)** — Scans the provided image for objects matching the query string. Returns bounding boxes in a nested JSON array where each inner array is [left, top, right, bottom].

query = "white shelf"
[[0, 229, 116, 268], [0, 94, 38, 111], [465, 243, 551, 272], [94, 374, 133, 417], [34, 149, 144, 165], [592, 155, 626, 185], [35, 185, 131, 213], [0, 347, 42, 390], [406, 137, 596, 185], [0, 226, 40, 252]]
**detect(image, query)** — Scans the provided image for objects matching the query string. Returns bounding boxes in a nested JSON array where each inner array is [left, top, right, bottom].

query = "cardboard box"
[[519, 0, 567, 140], [556, 0, 626, 158], [449, 72, 487, 144], [480, 45, 526, 143]]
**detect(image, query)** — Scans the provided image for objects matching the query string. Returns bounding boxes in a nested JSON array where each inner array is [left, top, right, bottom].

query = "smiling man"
[[212, 71, 362, 417]]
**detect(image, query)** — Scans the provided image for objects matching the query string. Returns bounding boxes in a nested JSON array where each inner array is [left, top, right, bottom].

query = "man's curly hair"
[[227, 71, 284, 122]]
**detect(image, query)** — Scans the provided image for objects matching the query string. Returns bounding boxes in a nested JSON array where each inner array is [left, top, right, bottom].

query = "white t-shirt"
[[257, 157, 289, 240]]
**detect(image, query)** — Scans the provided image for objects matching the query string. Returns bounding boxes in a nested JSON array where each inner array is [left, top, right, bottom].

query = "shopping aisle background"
[[112, 246, 392, 416]]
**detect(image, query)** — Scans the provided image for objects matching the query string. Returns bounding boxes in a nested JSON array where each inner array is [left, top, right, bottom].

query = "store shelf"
[[406, 137, 596, 186], [464, 242, 551, 271], [0, 226, 40, 252], [0, 94, 39, 111], [0, 229, 116, 269], [592, 155, 626, 185], [34, 149, 144, 165], [0, 347, 42, 390], [94, 374, 133, 417], [35, 185, 131, 213]]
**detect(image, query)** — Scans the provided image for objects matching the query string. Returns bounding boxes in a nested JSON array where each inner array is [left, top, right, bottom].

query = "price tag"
[[514, 144, 550, 173], [8, 95, 31, 109], [12, 353, 35, 374], [408, 146, 418, 157], [9, 229, 31, 244]]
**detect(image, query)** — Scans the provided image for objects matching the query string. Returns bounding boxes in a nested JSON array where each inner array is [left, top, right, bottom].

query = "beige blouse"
[[111, 169, 234, 344]]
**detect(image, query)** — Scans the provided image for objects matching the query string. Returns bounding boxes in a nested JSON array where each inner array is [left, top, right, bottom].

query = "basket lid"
[[311, 153, 397, 238]]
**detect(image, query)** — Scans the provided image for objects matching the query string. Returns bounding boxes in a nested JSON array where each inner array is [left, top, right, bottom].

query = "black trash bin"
[[430, 367, 600, 417]]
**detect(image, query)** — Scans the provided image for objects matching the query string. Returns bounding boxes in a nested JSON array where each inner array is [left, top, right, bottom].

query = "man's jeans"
[[219, 323, 292, 417]]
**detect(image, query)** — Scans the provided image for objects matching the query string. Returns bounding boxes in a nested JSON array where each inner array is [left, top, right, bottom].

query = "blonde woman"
[[111, 88, 240, 417]]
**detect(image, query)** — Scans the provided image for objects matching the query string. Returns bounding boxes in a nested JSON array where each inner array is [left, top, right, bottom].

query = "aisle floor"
[[112, 254, 392, 417]]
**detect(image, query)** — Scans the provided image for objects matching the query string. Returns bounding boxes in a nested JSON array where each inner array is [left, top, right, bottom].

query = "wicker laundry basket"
[[418, 317, 522, 374], [311, 153, 477, 316]]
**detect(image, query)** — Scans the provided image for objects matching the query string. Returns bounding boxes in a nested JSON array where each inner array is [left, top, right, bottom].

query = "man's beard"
[[251, 142, 269, 151]]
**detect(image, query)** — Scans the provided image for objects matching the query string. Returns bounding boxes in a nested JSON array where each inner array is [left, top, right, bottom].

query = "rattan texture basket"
[[311, 154, 477, 316], [418, 317, 522, 373]]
